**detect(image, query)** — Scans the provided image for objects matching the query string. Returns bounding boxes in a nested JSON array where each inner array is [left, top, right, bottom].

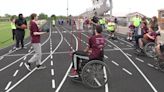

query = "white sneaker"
[[24, 63, 31, 71], [36, 65, 46, 70]]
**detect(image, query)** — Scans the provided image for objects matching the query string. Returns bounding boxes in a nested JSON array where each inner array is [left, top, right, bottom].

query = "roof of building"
[[126, 12, 146, 17]]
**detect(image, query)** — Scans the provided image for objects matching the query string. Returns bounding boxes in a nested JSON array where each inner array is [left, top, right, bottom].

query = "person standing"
[[24, 13, 47, 71], [91, 12, 99, 35], [15, 14, 27, 49], [10, 16, 16, 41]]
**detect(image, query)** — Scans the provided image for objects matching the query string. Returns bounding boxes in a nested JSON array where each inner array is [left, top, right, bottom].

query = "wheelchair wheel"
[[144, 42, 157, 58], [81, 60, 110, 88], [154, 57, 164, 72]]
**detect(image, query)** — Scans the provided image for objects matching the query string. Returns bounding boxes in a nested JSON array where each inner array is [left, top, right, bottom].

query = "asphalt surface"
[[0, 22, 164, 92]]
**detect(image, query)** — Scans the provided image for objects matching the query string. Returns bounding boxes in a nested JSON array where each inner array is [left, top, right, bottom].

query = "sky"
[[0, 0, 164, 17]]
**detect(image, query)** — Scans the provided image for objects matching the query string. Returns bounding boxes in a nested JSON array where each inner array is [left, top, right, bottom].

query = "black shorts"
[[160, 44, 164, 53]]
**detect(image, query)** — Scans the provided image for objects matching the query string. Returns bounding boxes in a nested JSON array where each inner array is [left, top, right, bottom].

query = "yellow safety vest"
[[107, 22, 115, 31], [99, 19, 104, 24], [11, 22, 16, 29]]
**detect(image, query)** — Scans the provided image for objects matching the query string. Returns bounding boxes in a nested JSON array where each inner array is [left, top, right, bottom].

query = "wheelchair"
[[135, 42, 157, 58], [144, 42, 157, 58], [154, 56, 164, 72], [71, 59, 110, 88]]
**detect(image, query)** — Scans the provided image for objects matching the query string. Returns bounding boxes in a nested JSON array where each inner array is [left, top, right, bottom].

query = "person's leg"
[[72, 51, 88, 70], [12, 29, 15, 40], [21, 31, 25, 48], [139, 38, 144, 49], [155, 44, 161, 57], [35, 43, 42, 66], [28, 44, 39, 64], [15, 30, 20, 48], [69, 51, 89, 77], [25, 43, 38, 71]]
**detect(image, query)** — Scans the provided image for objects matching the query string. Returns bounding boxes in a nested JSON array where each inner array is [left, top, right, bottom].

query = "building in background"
[[158, 9, 164, 30]]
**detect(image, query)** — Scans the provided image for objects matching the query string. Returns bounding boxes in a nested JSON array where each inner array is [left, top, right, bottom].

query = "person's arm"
[[84, 37, 91, 53], [15, 19, 21, 29], [89, 18, 98, 26], [84, 46, 89, 52], [146, 33, 155, 40], [31, 22, 46, 35], [24, 19, 27, 26], [33, 32, 46, 35]]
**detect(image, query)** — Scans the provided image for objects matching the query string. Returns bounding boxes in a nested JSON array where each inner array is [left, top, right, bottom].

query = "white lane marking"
[[52, 79, 55, 89], [147, 63, 154, 67], [55, 63, 72, 92], [0, 52, 70, 57], [28, 50, 31, 53], [6, 25, 63, 92], [104, 55, 108, 59], [9, 50, 12, 53], [103, 66, 109, 92], [120, 42, 124, 45], [51, 69, 54, 76], [114, 40, 118, 42], [106, 39, 158, 92], [0, 42, 31, 61], [104, 32, 133, 46], [127, 45, 132, 48], [0, 56, 4, 60], [111, 61, 119, 66], [56, 26, 78, 92], [126, 53, 132, 57], [64, 38, 71, 46], [19, 62, 24, 67], [122, 68, 132, 75], [135, 58, 144, 63], [23, 57, 27, 60], [104, 48, 133, 51], [13, 70, 19, 77], [51, 61, 53, 66], [51, 55, 53, 59], [108, 45, 112, 48], [113, 47, 118, 50], [5, 81, 12, 90]]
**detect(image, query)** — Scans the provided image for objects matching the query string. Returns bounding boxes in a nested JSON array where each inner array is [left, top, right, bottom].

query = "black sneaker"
[[36, 65, 46, 70], [24, 62, 31, 71]]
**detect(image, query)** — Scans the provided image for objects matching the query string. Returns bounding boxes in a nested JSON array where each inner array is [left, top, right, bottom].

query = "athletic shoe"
[[68, 68, 79, 78], [36, 65, 46, 70], [24, 62, 31, 71]]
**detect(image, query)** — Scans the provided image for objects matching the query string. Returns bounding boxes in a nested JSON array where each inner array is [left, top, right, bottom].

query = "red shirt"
[[88, 35, 105, 60], [30, 21, 40, 43]]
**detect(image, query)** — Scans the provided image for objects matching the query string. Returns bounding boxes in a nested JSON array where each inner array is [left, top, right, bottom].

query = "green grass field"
[[0, 22, 30, 48]]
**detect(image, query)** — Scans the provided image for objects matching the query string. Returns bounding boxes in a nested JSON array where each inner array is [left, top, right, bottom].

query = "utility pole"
[[109, 0, 113, 17], [67, 0, 69, 17]]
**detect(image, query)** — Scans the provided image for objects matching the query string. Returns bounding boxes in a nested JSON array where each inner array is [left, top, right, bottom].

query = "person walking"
[[24, 13, 47, 71], [15, 14, 27, 49]]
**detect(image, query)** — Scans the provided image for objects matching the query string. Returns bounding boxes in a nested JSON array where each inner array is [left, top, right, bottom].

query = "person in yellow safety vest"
[[107, 19, 116, 38], [98, 18, 106, 30], [10, 16, 16, 41]]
